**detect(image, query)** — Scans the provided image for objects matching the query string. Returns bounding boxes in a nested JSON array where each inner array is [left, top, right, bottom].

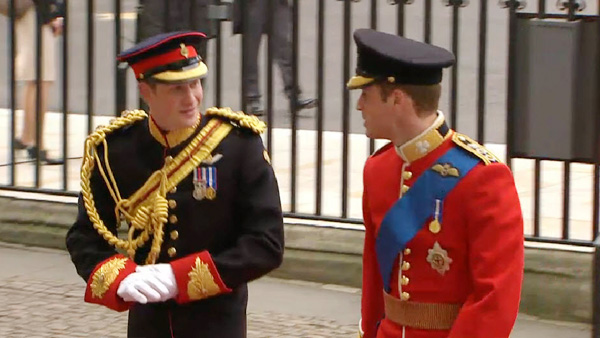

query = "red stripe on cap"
[[131, 45, 198, 79], [117, 31, 206, 62]]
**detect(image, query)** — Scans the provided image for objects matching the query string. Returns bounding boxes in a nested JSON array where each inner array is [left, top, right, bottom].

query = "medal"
[[428, 219, 441, 234], [429, 199, 442, 234], [193, 167, 206, 200], [193, 166, 218, 201], [205, 187, 216, 200]]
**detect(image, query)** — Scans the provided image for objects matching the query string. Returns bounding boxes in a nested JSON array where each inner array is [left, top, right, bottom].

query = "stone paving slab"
[[0, 277, 356, 338]]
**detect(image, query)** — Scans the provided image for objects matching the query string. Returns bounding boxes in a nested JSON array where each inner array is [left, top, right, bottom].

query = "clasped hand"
[[117, 264, 178, 304]]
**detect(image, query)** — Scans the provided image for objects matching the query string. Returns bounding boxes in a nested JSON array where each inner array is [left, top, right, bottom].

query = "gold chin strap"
[[80, 110, 233, 264]]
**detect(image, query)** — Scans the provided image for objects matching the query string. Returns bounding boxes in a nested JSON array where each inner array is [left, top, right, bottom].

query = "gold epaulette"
[[85, 109, 148, 146], [452, 133, 500, 165], [205, 107, 266, 134]]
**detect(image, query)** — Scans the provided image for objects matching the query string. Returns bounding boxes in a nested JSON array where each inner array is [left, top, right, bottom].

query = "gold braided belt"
[[80, 109, 234, 264], [383, 291, 461, 330]]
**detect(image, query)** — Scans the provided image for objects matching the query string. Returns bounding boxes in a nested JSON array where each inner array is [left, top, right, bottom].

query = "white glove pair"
[[117, 264, 178, 304]]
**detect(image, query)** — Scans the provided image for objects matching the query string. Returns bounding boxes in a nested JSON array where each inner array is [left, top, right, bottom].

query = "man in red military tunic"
[[348, 29, 524, 338]]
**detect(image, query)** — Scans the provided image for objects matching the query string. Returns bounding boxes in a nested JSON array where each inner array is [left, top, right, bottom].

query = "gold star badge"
[[426, 242, 453, 275]]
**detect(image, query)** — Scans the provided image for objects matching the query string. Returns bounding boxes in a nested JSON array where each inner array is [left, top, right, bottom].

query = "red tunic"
[[360, 123, 524, 338]]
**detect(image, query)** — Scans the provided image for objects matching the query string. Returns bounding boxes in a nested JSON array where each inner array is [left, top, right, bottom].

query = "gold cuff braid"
[[89, 257, 128, 299]]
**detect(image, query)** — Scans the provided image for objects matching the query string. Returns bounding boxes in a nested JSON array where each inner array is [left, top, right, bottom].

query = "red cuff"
[[84, 254, 137, 312], [170, 251, 231, 304]]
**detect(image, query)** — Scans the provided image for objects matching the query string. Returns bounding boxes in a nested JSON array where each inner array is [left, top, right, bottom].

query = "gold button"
[[170, 186, 177, 194], [401, 292, 410, 301], [401, 185, 410, 194], [402, 171, 413, 180], [401, 275, 409, 286], [168, 247, 177, 257], [404, 248, 411, 255], [402, 261, 411, 271], [168, 199, 177, 209], [164, 156, 174, 164], [170, 230, 179, 240], [169, 215, 178, 224]]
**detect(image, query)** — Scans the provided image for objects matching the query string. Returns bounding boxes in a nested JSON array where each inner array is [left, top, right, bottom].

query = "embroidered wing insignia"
[[431, 163, 460, 177]]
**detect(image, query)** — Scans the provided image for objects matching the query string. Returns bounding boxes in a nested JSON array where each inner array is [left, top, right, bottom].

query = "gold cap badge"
[[180, 43, 189, 58]]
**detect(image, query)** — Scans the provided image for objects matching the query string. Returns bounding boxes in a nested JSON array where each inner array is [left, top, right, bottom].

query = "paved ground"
[[0, 242, 592, 338]]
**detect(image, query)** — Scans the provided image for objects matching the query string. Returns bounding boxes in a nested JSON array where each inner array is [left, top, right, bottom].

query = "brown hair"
[[378, 81, 441, 116]]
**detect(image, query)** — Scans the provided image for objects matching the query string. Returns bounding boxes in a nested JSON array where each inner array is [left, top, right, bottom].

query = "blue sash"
[[375, 147, 479, 292]]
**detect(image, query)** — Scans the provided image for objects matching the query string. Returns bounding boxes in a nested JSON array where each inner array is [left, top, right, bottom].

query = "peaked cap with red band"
[[117, 31, 208, 83]]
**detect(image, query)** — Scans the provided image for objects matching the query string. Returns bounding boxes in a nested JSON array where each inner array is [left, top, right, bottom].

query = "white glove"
[[135, 264, 179, 302], [116, 270, 171, 304]]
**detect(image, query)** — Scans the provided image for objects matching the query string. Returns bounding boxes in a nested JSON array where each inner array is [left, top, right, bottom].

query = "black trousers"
[[242, 0, 297, 100]]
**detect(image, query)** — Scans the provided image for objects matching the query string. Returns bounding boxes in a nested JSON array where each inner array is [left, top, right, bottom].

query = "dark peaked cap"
[[347, 29, 455, 89], [117, 31, 207, 83]]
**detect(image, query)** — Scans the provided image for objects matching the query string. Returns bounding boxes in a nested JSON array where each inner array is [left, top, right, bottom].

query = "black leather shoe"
[[13, 138, 28, 150], [27, 147, 64, 165], [246, 100, 264, 116], [294, 97, 318, 110]]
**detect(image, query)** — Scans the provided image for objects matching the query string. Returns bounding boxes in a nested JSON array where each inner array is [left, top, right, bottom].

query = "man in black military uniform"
[[65, 31, 284, 338]]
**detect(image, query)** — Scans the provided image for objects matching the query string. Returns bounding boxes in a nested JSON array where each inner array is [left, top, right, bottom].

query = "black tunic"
[[66, 114, 284, 338]]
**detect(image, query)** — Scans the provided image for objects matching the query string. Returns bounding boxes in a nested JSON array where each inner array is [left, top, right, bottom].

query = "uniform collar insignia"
[[395, 111, 451, 163], [149, 115, 201, 148]]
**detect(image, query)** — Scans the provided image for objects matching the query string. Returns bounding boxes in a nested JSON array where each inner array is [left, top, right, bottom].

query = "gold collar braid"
[[148, 115, 201, 148], [80, 110, 233, 264]]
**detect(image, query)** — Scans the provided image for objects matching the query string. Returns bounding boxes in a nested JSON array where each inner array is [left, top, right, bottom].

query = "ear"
[[138, 81, 152, 104], [391, 88, 406, 106]]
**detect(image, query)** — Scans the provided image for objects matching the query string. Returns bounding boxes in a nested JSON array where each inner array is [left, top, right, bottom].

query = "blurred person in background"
[[136, 0, 217, 68], [12, 0, 65, 164], [232, 0, 317, 116]]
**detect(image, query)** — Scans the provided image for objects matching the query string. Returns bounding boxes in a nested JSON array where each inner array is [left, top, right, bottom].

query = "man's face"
[[356, 84, 395, 140], [141, 78, 203, 131]]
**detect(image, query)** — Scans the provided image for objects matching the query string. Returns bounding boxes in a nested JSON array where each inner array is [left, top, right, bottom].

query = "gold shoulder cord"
[[80, 110, 233, 264]]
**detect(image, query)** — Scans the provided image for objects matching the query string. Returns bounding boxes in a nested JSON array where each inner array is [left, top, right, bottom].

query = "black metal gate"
[[0, 0, 598, 247]]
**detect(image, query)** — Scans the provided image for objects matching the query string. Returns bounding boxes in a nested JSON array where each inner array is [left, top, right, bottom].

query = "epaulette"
[[452, 133, 500, 165], [86, 110, 147, 144], [205, 107, 266, 134], [371, 142, 393, 158]]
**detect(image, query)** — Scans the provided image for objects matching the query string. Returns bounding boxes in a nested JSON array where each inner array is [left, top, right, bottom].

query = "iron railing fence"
[[0, 0, 598, 248]]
